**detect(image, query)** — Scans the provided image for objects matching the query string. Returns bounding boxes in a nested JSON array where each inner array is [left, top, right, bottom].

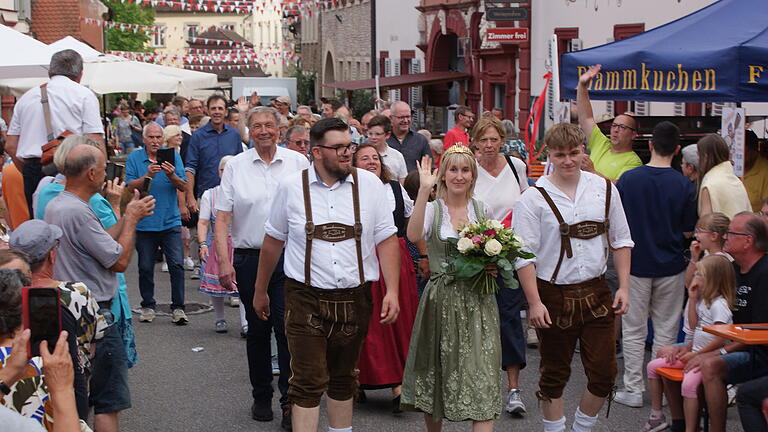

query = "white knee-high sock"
[[543, 416, 566, 432], [328, 427, 351, 432], [571, 407, 598, 432], [211, 296, 225, 321], [238, 301, 248, 327]]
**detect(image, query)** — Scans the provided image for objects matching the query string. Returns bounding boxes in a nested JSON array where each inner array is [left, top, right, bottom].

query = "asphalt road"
[[118, 261, 743, 432]]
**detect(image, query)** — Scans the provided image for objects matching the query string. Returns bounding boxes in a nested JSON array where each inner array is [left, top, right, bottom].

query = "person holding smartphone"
[[125, 122, 188, 325]]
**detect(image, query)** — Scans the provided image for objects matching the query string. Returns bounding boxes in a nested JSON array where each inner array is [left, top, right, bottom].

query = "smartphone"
[[139, 176, 152, 198], [21, 287, 62, 357], [156, 148, 175, 167], [106, 162, 125, 182]]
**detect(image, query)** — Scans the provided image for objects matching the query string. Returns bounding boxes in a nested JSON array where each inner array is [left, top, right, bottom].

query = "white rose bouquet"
[[446, 219, 535, 295]]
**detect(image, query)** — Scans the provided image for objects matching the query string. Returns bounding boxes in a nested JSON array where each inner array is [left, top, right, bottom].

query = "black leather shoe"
[[392, 395, 402, 414], [281, 407, 292, 431], [251, 400, 273, 421]]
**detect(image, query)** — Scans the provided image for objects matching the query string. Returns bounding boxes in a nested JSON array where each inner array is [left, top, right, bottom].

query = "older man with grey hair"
[[215, 106, 309, 428], [45, 144, 154, 432], [296, 105, 313, 122], [387, 101, 431, 172], [681, 144, 699, 182], [6, 49, 104, 217], [284, 125, 309, 158]]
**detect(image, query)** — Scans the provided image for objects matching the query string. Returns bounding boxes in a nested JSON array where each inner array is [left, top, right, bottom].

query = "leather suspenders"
[[302, 169, 365, 287], [534, 178, 613, 284]]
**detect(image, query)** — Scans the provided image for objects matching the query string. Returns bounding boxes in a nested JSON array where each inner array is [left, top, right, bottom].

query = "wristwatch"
[[0, 379, 11, 395]]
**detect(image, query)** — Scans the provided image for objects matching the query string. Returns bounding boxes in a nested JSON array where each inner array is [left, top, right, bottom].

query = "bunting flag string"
[[106, 49, 301, 67]]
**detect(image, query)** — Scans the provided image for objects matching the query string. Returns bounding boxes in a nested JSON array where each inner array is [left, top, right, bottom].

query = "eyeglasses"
[[478, 137, 501, 145], [288, 139, 310, 146], [317, 143, 357, 155], [611, 123, 637, 132], [726, 231, 752, 238], [392, 115, 411, 121]]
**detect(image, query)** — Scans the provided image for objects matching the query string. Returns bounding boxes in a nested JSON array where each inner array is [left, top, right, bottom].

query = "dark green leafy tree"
[[101, 1, 155, 52]]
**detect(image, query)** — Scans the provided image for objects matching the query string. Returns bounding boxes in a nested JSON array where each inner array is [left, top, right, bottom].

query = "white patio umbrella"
[[0, 24, 55, 79], [0, 36, 217, 96]]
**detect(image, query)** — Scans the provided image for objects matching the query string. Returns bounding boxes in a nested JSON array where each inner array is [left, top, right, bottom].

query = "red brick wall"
[[32, 0, 103, 50]]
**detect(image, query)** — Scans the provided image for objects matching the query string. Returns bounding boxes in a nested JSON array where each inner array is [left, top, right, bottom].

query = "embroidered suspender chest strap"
[[302, 169, 365, 287], [534, 178, 612, 283]]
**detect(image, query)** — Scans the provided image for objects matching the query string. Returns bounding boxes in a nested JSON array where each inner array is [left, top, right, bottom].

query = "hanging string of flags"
[[106, 49, 301, 67], [109, 0, 361, 17]]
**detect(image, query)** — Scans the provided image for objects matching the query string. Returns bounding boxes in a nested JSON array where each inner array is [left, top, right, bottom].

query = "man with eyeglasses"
[[442, 105, 475, 155], [253, 117, 400, 432], [366, 115, 407, 182], [577, 65, 642, 182], [215, 107, 309, 429], [387, 101, 432, 173], [285, 125, 310, 158], [684, 212, 768, 432]]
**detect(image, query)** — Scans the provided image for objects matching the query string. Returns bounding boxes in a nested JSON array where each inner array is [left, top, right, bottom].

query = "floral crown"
[[442, 144, 475, 158]]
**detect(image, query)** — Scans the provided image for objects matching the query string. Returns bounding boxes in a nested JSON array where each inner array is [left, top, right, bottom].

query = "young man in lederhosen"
[[512, 123, 634, 432], [253, 117, 401, 432]]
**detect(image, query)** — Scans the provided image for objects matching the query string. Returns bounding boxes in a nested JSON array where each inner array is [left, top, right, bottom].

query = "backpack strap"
[[40, 84, 55, 141], [504, 155, 522, 188]]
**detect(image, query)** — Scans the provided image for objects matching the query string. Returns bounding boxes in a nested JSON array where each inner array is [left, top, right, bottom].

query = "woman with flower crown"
[[400, 145, 501, 432]]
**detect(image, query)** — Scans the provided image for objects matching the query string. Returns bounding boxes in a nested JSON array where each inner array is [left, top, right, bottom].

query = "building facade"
[[320, 0, 373, 98], [298, 3, 322, 101], [417, 0, 532, 132], [375, 0, 424, 110], [31, 0, 106, 50]]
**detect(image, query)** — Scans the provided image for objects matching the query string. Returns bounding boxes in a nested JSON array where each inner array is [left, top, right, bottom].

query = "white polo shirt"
[[216, 146, 309, 249], [265, 166, 397, 289], [7, 75, 103, 158], [512, 171, 634, 285], [381, 145, 408, 180]]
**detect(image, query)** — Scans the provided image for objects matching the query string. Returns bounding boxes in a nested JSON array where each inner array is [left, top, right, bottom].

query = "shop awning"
[[323, 71, 469, 91], [560, 0, 768, 102]]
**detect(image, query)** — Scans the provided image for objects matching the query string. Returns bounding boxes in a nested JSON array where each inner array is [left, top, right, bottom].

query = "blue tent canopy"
[[560, 0, 768, 102]]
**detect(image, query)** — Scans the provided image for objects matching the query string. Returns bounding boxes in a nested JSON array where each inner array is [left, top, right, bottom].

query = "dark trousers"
[[737, 375, 768, 432], [21, 157, 43, 217], [135, 227, 185, 310], [537, 277, 617, 399], [233, 249, 290, 407], [495, 275, 526, 370]]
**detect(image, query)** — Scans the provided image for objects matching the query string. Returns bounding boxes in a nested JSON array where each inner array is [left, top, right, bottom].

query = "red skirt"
[[357, 237, 420, 387]]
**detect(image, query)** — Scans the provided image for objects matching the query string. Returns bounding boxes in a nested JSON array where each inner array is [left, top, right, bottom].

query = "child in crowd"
[[684, 212, 731, 287], [197, 156, 247, 335], [644, 254, 735, 432]]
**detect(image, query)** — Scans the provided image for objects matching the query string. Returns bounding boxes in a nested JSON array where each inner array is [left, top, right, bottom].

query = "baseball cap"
[[10, 220, 63, 262], [276, 96, 291, 105]]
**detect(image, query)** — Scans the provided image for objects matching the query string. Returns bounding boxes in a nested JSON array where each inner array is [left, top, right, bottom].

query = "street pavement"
[[119, 261, 743, 431]]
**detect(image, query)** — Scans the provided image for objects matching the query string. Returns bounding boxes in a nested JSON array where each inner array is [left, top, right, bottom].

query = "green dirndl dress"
[[400, 199, 502, 421]]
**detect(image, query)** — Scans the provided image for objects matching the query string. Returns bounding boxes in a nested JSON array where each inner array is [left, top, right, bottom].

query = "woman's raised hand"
[[416, 155, 437, 191]]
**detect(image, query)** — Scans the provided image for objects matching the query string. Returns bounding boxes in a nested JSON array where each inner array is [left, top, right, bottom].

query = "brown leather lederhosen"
[[534, 178, 613, 284], [301, 168, 365, 287]]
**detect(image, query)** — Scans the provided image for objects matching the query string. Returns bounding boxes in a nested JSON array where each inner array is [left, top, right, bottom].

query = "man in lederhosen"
[[253, 117, 401, 432], [513, 123, 634, 432]]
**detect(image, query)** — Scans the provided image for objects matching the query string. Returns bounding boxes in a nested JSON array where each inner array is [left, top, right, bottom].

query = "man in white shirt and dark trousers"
[[6, 49, 104, 216], [214, 107, 309, 430], [513, 123, 634, 432], [253, 117, 401, 432]]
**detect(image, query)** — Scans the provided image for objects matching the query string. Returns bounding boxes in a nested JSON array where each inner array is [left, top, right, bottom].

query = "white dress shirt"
[[8, 75, 103, 158], [216, 146, 309, 249], [382, 145, 408, 180], [474, 157, 528, 222], [513, 171, 634, 284], [265, 167, 397, 289]]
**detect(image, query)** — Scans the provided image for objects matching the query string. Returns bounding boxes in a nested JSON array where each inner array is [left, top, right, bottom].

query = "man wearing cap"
[[10, 219, 108, 423], [44, 144, 154, 432], [275, 96, 294, 120]]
